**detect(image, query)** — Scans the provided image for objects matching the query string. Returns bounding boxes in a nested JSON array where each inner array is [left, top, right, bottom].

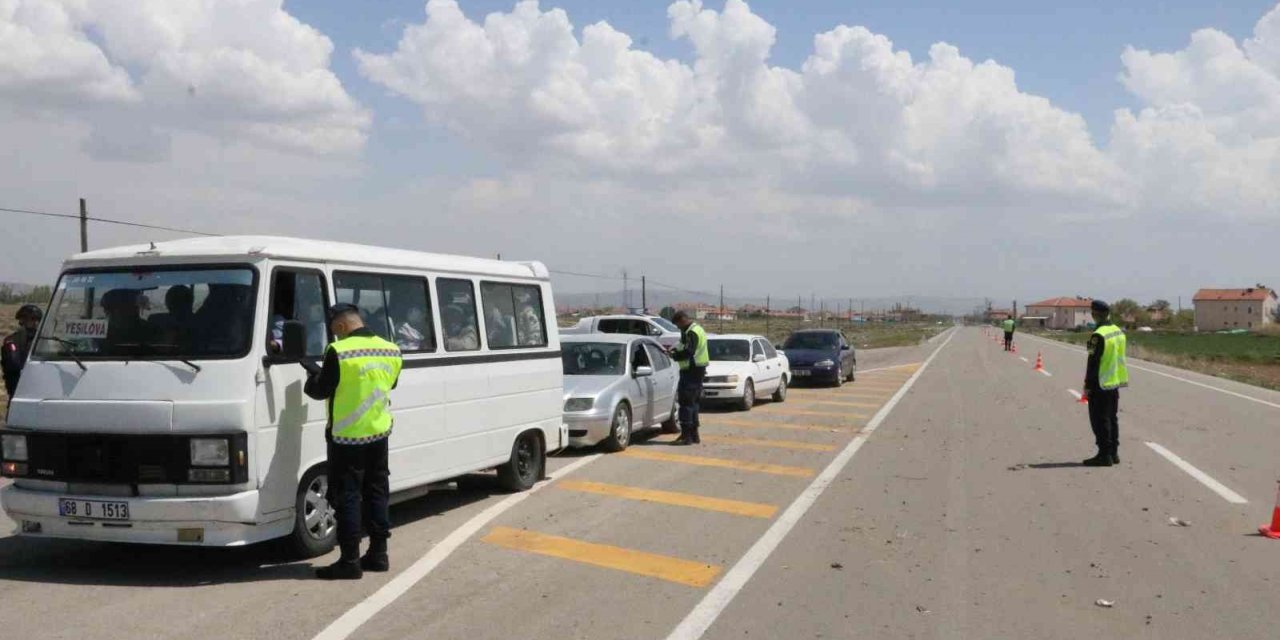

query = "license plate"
[[793, 370, 810, 376], [58, 498, 130, 521], [704, 390, 719, 397]]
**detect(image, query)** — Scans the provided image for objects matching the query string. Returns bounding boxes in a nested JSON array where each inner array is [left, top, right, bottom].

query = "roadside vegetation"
[[1027, 325, 1280, 392]]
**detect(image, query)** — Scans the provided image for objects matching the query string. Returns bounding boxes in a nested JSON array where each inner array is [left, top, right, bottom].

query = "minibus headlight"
[[564, 398, 594, 412], [189, 438, 230, 467], [2, 434, 28, 462]]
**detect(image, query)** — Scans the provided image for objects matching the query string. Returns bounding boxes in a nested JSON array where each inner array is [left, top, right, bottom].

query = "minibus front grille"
[[14, 432, 247, 485]]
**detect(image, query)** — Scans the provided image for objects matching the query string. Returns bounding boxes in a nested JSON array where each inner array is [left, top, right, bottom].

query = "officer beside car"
[[666, 311, 709, 445], [3, 305, 43, 400]]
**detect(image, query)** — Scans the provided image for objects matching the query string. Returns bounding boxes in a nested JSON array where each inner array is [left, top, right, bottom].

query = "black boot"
[[1082, 453, 1114, 467], [361, 538, 389, 572], [318, 544, 364, 580], [690, 426, 701, 444], [1111, 452, 1120, 464]]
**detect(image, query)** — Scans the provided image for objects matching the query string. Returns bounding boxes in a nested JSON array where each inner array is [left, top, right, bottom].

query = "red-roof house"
[[1024, 297, 1093, 329], [1193, 286, 1277, 331]]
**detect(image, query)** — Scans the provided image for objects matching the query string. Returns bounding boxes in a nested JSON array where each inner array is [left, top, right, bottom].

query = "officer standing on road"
[[1081, 299, 1128, 467], [3, 305, 43, 399], [667, 311, 709, 445], [302, 304, 403, 579], [1001, 315, 1016, 352]]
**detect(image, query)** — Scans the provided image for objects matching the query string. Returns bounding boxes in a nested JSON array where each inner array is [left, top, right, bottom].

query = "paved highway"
[[4, 327, 1280, 639]]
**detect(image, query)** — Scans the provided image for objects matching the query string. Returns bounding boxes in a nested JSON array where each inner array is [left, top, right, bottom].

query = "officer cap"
[[1090, 299, 1110, 314], [16, 304, 42, 320], [326, 303, 360, 323]]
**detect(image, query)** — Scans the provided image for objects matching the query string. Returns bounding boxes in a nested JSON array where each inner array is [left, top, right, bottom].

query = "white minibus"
[[0, 236, 566, 556]]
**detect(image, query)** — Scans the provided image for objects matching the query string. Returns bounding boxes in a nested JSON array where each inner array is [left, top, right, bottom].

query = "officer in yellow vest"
[[303, 303, 403, 579], [1081, 299, 1128, 467], [1001, 316, 1016, 352], [666, 311, 709, 445]]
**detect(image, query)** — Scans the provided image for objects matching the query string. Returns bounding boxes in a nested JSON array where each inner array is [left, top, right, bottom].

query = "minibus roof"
[[63, 235, 549, 280]]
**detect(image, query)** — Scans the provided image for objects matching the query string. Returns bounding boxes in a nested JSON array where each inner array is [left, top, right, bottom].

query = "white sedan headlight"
[[815, 359, 836, 367], [564, 397, 595, 412], [189, 438, 230, 466], [706, 374, 740, 384], [2, 434, 28, 461]]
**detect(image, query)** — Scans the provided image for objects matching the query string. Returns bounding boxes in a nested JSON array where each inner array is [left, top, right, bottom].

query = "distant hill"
[[552, 289, 985, 317]]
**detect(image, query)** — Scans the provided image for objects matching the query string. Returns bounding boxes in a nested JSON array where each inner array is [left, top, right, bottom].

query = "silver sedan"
[[560, 334, 679, 451]]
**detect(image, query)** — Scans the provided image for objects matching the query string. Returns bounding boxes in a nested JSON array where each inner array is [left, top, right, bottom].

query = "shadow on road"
[[1026, 462, 1086, 469], [0, 476, 503, 588]]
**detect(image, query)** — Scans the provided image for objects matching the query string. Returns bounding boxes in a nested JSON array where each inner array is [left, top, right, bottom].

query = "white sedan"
[[700, 334, 790, 411]]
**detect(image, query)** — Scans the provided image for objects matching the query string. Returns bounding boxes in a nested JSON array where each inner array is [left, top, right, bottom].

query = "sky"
[[1, 0, 1278, 309]]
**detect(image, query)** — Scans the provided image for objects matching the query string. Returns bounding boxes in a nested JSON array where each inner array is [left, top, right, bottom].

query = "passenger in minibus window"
[[396, 306, 427, 351], [443, 306, 478, 351], [515, 290, 543, 346]]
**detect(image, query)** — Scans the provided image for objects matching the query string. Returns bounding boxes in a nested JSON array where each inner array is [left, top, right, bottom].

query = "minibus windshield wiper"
[[114, 343, 202, 372], [37, 336, 88, 372]]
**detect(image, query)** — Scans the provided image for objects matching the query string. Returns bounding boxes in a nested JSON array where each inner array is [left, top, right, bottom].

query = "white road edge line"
[[1039, 369, 1053, 377], [1145, 442, 1248, 505], [1068, 389, 1082, 400], [312, 453, 604, 640], [1021, 333, 1280, 411], [665, 328, 958, 640], [856, 363, 921, 375], [1019, 357, 1029, 363]]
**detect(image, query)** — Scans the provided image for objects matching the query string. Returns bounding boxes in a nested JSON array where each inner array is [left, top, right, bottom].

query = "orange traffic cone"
[[1260, 482, 1280, 539], [1034, 352, 1044, 371], [1012, 342, 1018, 354]]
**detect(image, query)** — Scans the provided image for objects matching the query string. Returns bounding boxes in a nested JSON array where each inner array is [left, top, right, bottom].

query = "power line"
[[0, 204, 220, 237], [548, 268, 625, 281]]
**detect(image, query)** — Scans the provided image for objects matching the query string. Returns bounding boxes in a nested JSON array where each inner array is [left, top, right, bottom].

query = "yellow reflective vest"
[[329, 335, 403, 444], [1092, 324, 1129, 390], [675, 323, 710, 370]]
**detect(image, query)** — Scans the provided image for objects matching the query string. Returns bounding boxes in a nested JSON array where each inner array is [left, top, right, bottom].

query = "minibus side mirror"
[[282, 320, 308, 361]]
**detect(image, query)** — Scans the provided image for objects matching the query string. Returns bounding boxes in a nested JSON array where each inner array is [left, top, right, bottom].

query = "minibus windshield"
[[34, 267, 258, 360]]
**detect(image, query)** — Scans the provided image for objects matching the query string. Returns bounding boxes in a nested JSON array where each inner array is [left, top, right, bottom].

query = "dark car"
[[779, 329, 855, 386]]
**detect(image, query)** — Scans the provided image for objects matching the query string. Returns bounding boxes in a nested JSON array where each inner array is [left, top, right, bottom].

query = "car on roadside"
[[561, 334, 679, 451], [559, 314, 682, 348], [779, 329, 856, 386], [701, 334, 790, 411]]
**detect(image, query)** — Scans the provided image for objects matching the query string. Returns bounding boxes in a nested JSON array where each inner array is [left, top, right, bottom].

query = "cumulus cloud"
[[0, 0, 369, 157], [357, 0, 1125, 208], [1112, 5, 1280, 218]]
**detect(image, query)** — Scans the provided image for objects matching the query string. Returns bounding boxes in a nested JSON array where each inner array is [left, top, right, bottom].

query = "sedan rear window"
[[708, 339, 750, 361], [783, 333, 838, 350]]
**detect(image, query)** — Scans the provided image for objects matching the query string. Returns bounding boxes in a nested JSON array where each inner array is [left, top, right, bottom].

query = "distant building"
[[985, 308, 1013, 322], [1192, 286, 1278, 331], [1024, 297, 1093, 330], [676, 303, 737, 322]]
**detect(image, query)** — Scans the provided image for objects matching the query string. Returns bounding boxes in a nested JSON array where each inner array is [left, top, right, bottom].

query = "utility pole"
[[798, 295, 803, 330], [79, 198, 88, 253], [641, 276, 647, 314], [820, 300, 825, 328], [622, 270, 629, 311], [765, 294, 771, 341], [719, 284, 725, 333]]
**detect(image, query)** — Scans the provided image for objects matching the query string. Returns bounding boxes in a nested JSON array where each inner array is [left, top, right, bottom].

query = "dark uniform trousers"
[[1003, 332, 1014, 351], [1087, 388, 1120, 456], [327, 436, 391, 556], [677, 369, 704, 438]]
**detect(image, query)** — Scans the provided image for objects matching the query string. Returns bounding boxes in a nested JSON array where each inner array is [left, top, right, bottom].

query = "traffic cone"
[[1034, 352, 1044, 371], [1259, 482, 1280, 539], [1077, 391, 1088, 404], [1012, 342, 1018, 354]]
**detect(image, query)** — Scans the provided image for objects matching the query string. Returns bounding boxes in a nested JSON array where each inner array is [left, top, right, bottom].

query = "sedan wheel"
[[602, 403, 632, 452], [739, 380, 755, 412], [771, 376, 787, 402]]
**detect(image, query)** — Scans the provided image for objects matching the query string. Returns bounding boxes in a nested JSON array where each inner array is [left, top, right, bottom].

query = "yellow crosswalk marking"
[[701, 418, 849, 432], [482, 526, 723, 587], [619, 449, 816, 477], [697, 434, 837, 452], [556, 480, 778, 518], [759, 408, 869, 419]]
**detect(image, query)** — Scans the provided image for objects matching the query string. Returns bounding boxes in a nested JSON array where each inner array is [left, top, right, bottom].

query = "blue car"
[[779, 329, 856, 386]]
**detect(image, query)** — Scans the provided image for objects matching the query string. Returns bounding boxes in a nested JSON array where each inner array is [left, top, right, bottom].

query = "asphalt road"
[[4, 327, 1280, 639]]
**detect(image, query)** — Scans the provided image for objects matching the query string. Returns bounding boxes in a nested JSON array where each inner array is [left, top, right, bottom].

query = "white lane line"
[[665, 328, 957, 640], [1019, 357, 1029, 363], [1039, 369, 1053, 377], [312, 454, 603, 640], [1021, 333, 1280, 411], [1145, 442, 1248, 504], [1068, 389, 1082, 400]]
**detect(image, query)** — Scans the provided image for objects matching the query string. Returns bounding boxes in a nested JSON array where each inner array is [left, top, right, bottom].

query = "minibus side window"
[[268, 269, 329, 358], [480, 282, 547, 349], [437, 279, 480, 352], [383, 276, 435, 353], [334, 272, 394, 342]]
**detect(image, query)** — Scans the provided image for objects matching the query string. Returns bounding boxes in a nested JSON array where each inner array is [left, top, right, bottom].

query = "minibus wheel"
[[498, 431, 544, 492], [291, 466, 338, 558]]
